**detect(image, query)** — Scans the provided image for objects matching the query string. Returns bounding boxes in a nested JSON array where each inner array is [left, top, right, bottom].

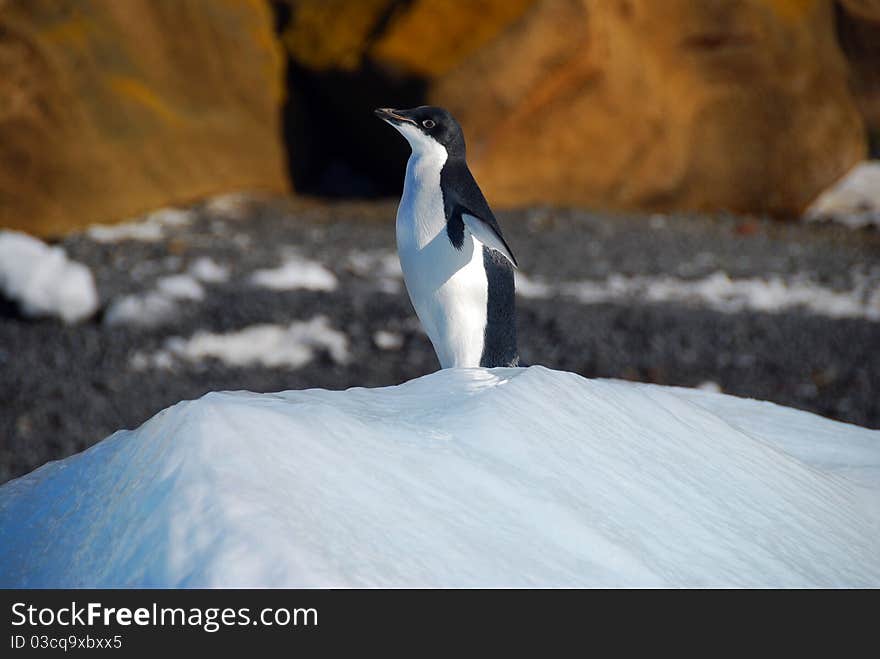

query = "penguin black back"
[[439, 157, 519, 367], [480, 247, 518, 367]]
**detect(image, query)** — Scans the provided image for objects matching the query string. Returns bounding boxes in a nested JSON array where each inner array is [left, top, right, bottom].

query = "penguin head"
[[374, 106, 465, 158]]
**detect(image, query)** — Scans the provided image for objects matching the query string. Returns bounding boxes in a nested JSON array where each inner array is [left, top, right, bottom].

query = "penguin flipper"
[[462, 212, 518, 268]]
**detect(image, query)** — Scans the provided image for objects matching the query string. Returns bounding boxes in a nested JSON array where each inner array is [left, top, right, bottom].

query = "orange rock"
[[279, 0, 390, 72], [433, 0, 867, 215], [281, 0, 535, 76], [0, 0, 288, 237], [370, 0, 535, 76]]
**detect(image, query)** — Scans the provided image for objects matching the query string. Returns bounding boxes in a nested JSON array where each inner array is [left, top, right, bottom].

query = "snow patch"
[[515, 272, 555, 299], [188, 257, 230, 283], [1, 367, 877, 588], [805, 161, 880, 229], [516, 271, 880, 320], [87, 208, 194, 243], [155, 274, 204, 301], [346, 250, 403, 293], [249, 255, 337, 292], [105, 274, 204, 327], [105, 293, 177, 328], [202, 193, 252, 221], [373, 330, 404, 350], [131, 316, 349, 370], [0, 230, 98, 323]]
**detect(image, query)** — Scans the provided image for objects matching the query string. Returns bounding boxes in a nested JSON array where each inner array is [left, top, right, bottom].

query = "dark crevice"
[[834, 2, 880, 157], [272, 0, 292, 32], [271, 1, 428, 198], [282, 59, 427, 197]]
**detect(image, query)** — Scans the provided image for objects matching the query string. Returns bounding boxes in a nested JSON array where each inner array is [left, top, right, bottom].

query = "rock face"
[[3, 0, 872, 229], [282, 0, 867, 215], [0, 0, 288, 237], [280, 0, 533, 75], [433, 0, 867, 215]]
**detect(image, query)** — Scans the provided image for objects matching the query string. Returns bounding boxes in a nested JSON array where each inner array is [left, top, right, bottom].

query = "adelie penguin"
[[375, 106, 519, 369]]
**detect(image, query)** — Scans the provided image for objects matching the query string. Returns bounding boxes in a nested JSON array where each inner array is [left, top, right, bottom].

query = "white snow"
[[346, 249, 403, 294], [1, 366, 877, 588], [188, 257, 230, 283], [670, 384, 880, 491], [131, 316, 350, 370], [104, 274, 204, 327], [202, 193, 252, 221], [373, 329, 404, 350], [0, 230, 99, 323], [155, 274, 205, 301], [104, 292, 178, 328], [516, 270, 880, 320], [87, 208, 194, 243], [514, 272, 555, 299], [805, 161, 880, 229], [249, 255, 338, 292], [106, 257, 231, 327]]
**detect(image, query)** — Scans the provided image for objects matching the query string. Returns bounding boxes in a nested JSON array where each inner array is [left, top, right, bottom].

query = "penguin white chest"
[[396, 151, 488, 369]]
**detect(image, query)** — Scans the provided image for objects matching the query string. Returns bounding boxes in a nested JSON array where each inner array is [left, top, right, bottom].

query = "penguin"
[[375, 106, 519, 369]]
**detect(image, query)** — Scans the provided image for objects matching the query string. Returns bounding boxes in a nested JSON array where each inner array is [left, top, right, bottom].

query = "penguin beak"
[[374, 108, 416, 126]]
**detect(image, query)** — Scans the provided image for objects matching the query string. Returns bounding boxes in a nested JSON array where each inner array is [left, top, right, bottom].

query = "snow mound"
[[0, 230, 99, 323], [1, 367, 878, 588]]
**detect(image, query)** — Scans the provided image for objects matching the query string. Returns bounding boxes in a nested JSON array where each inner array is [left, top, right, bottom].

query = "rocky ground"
[[1, 194, 878, 483]]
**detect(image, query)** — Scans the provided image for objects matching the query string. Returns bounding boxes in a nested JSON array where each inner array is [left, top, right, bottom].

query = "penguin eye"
[[422, 119, 435, 129]]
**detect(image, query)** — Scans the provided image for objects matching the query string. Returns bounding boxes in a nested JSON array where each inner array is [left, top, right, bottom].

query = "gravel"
[[1, 195, 878, 483]]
